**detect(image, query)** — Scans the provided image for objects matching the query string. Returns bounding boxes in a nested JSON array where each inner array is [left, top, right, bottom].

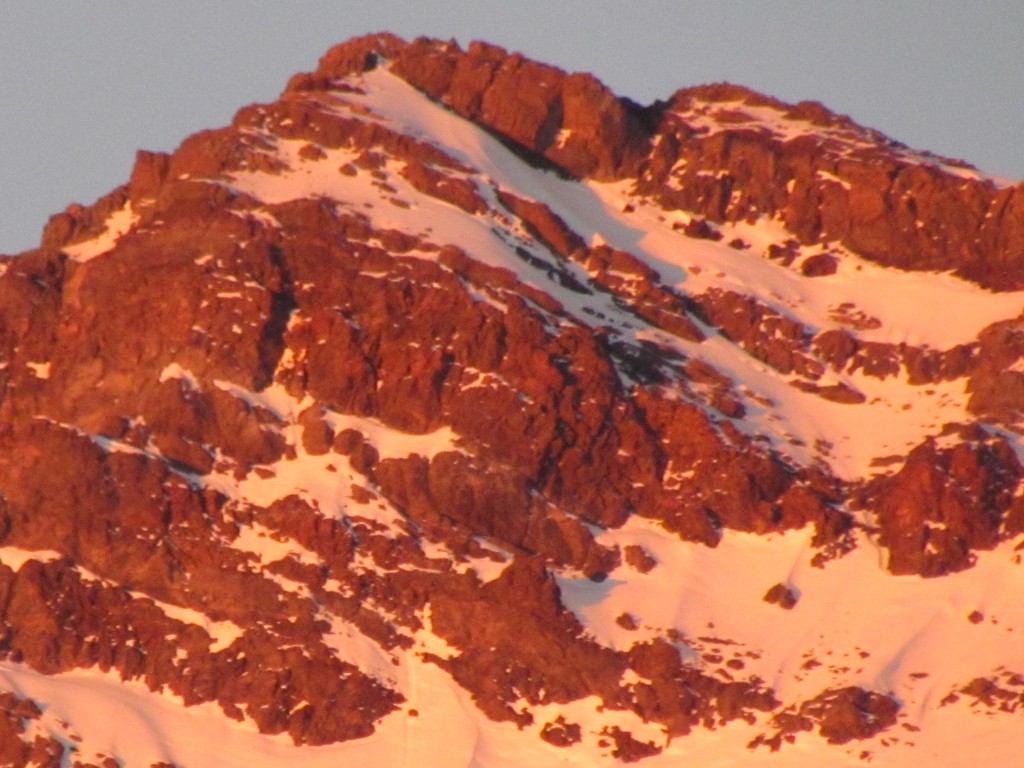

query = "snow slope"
[[4, 526, 1024, 766]]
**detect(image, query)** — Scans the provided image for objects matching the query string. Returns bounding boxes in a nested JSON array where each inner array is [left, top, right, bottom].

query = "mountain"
[[2, 32, 1024, 767]]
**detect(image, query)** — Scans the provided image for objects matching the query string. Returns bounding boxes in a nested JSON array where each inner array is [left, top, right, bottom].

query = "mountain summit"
[[2, 33, 1024, 766]]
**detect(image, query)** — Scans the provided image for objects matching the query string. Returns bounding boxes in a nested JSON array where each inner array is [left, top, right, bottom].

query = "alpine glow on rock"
[[1, 34, 1024, 767]]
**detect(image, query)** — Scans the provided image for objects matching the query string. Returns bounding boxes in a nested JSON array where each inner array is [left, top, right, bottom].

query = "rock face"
[[861, 427, 1024, 576], [638, 84, 1024, 290], [1, 31, 1024, 768]]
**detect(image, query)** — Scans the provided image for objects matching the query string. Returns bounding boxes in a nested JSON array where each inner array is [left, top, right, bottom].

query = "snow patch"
[[159, 362, 200, 389], [0, 547, 62, 571], [322, 411, 463, 461], [25, 361, 50, 379], [129, 591, 244, 652], [62, 203, 139, 262]]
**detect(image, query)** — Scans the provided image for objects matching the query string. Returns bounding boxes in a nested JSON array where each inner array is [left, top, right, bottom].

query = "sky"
[[1, 1, 1022, 255]]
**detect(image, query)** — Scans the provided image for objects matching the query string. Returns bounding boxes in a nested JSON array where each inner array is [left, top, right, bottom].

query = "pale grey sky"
[[2, 1, 1021, 254]]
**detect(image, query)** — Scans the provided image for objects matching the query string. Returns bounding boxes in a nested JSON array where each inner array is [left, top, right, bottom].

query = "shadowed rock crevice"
[[255, 243, 297, 390]]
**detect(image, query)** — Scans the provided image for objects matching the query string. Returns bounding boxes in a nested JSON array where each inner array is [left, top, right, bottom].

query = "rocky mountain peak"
[[1, 32, 1024, 767], [291, 33, 655, 181]]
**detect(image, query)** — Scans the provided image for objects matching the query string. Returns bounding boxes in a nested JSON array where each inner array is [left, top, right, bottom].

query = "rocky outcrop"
[[0, 419, 400, 746], [763, 582, 798, 609], [0, 691, 66, 768], [751, 686, 900, 750], [641, 85, 1024, 290], [624, 637, 777, 737], [694, 288, 820, 378], [943, 671, 1024, 713], [287, 34, 655, 182], [860, 426, 1024, 576], [967, 316, 1024, 423]]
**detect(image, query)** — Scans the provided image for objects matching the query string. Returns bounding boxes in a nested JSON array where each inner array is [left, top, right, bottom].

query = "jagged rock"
[[600, 726, 662, 762], [640, 84, 1024, 290], [799, 252, 838, 277], [752, 687, 899, 749], [2, 30, 1024, 766], [623, 544, 657, 573], [386, 38, 653, 180], [695, 289, 818, 377], [540, 716, 582, 747], [862, 428, 1023, 575], [682, 216, 723, 241], [763, 583, 798, 609]]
